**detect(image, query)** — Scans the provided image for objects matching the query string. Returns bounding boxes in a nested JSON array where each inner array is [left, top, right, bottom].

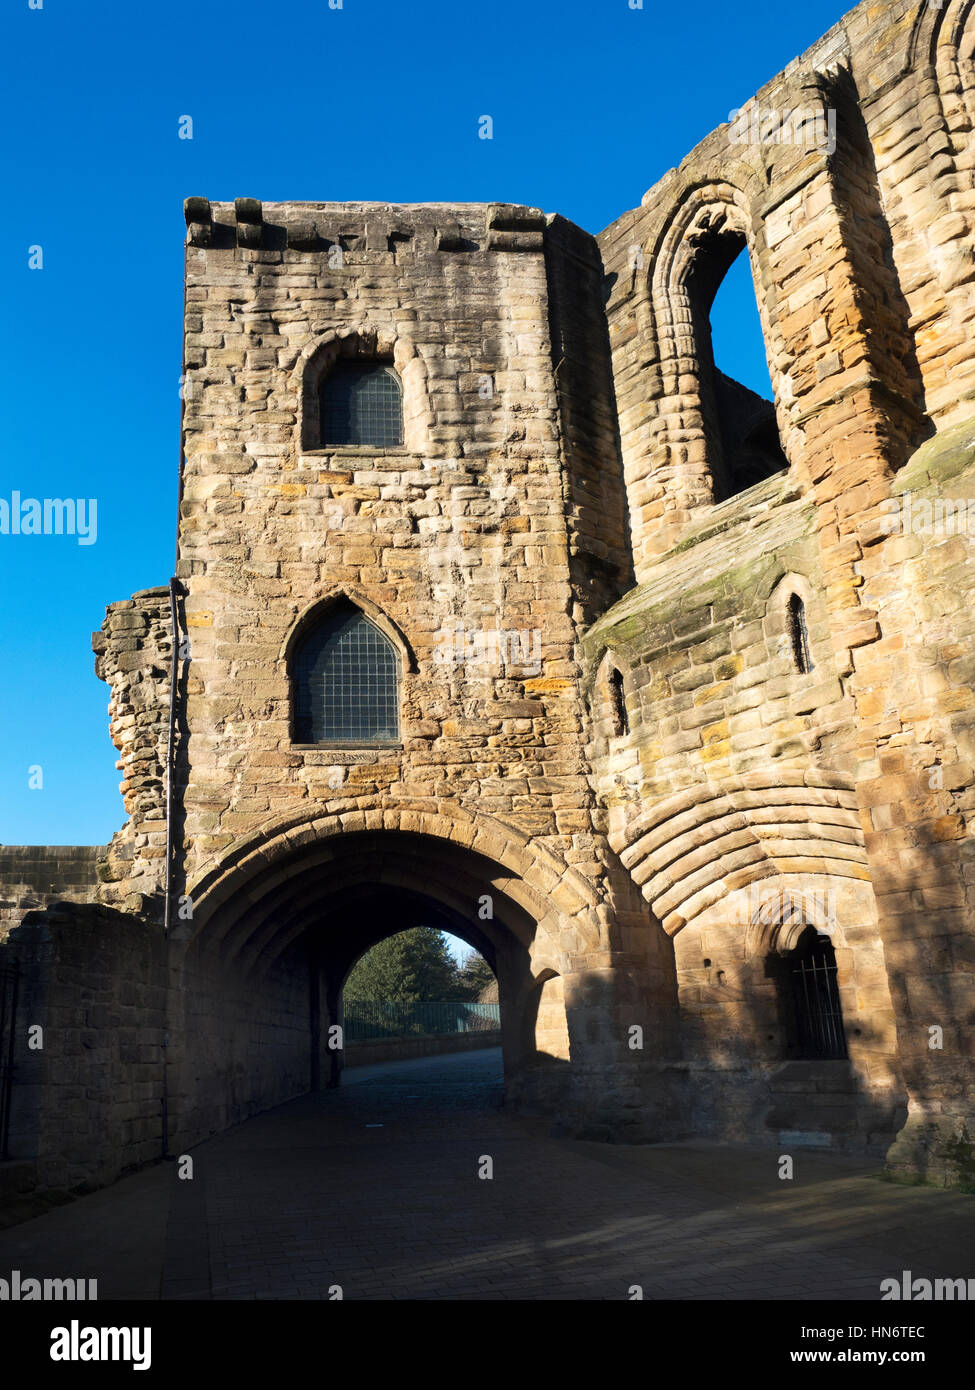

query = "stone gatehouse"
[[2, 0, 974, 1194]]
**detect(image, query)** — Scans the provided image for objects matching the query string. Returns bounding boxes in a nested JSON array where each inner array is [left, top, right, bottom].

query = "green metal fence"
[[344, 1000, 501, 1042]]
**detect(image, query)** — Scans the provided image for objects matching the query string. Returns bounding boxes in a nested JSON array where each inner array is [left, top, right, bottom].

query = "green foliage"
[[344, 929, 497, 1006], [455, 950, 496, 1001], [343, 928, 462, 1004]]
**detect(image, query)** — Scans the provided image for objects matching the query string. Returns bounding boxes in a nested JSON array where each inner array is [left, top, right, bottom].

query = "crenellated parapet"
[[182, 195, 549, 256]]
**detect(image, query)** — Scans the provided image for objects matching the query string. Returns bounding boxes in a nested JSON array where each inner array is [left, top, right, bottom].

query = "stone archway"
[[165, 812, 603, 1154]]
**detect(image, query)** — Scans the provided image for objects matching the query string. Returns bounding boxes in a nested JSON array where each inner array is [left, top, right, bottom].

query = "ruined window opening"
[[691, 240, 789, 501], [609, 667, 629, 737], [292, 601, 400, 745], [319, 361, 403, 448], [781, 927, 848, 1061], [788, 593, 813, 675]]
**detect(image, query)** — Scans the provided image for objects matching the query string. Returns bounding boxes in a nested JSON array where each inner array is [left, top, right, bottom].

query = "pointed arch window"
[[319, 362, 403, 448], [293, 601, 400, 744], [685, 229, 789, 500]]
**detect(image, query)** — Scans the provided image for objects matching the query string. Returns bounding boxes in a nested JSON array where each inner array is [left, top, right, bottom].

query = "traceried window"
[[319, 362, 403, 448], [293, 602, 400, 745]]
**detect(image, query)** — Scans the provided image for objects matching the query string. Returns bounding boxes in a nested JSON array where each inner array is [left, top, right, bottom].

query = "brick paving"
[[0, 1048, 973, 1300]]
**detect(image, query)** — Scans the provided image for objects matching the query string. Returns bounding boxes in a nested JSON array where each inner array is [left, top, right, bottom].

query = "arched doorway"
[[166, 823, 584, 1153], [781, 925, 849, 1062]]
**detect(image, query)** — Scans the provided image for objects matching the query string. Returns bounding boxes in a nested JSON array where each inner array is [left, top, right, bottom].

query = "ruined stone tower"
[[3, 0, 974, 1192]]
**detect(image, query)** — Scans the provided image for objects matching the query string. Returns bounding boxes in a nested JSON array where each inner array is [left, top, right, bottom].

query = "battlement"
[[183, 197, 549, 253]]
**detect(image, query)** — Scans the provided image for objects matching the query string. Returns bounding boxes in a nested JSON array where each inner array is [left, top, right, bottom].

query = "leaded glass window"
[[293, 604, 400, 744], [319, 362, 403, 448]]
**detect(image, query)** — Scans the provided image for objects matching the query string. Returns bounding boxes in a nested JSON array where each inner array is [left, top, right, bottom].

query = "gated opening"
[[785, 926, 848, 1061]]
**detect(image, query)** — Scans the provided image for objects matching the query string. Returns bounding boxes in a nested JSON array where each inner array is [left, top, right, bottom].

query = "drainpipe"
[[160, 575, 181, 1160], [163, 576, 181, 942], [160, 262, 190, 1159]]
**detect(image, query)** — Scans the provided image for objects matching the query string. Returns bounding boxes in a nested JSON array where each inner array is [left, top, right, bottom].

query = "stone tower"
[[87, 196, 676, 1164]]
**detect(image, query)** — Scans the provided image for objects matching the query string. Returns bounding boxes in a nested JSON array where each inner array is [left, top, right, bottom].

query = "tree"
[[455, 950, 496, 1001], [343, 927, 460, 1003]]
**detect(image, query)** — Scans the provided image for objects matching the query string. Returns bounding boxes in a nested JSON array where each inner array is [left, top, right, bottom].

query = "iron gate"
[[792, 936, 848, 1060], [0, 961, 19, 1159]]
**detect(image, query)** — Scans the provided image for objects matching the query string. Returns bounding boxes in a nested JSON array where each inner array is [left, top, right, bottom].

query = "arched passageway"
[[165, 827, 581, 1152]]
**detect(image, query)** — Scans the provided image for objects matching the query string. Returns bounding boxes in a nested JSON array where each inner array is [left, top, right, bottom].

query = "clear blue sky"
[[0, 0, 847, 846]]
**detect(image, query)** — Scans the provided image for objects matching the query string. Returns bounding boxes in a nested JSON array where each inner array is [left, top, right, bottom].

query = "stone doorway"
[[166, 826, 579, 1155]]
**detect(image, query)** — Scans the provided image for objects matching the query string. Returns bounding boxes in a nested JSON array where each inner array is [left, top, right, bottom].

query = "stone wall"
[[0, 905, 167, 1190], [593, 0, 975, 1169], [171, 197, 622, 883], [581, 475, 904, 1151], [166, 931, 313, 1157], [91, 585, 174, 910], [0, 846, 101, 943]]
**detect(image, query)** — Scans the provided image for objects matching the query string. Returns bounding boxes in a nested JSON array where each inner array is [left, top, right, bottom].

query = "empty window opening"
[[692, 241, 789, 501], [788, 593, 813, 674], [609, 667, 629, 737], [293, 601, 399, 745], [782, 926, 848, 1061], [319, 362, 403, 448]]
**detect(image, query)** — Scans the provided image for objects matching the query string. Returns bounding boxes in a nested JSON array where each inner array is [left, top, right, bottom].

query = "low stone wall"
[[344, 1031, 502, 1067], [0, 902, 167, 1192], [0, 847, 103, 944]]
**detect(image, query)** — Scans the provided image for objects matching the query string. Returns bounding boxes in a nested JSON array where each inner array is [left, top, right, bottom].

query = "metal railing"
[[344, 1000, 500, 1043]]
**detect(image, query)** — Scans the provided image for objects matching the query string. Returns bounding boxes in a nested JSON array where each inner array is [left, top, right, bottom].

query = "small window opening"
[[788, 593, 813, 674], [609, 667, 629, 737]]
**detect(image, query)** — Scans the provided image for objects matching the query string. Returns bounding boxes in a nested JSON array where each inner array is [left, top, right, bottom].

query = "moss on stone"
[[895, 416, 975, 494]]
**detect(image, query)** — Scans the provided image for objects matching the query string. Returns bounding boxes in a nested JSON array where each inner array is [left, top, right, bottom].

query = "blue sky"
[[0, 0, 847, 847]]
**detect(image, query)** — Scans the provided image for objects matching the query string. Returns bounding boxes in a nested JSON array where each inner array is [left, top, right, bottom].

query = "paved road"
[[0, 1048, 973, 1300]]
